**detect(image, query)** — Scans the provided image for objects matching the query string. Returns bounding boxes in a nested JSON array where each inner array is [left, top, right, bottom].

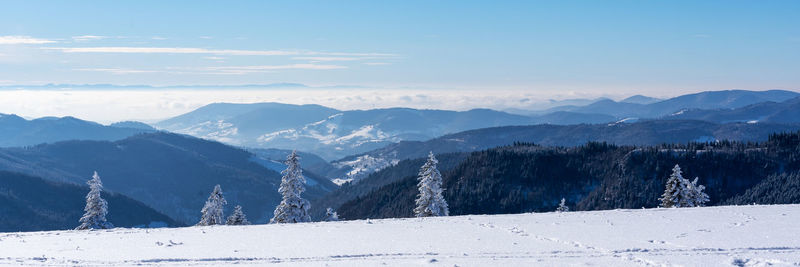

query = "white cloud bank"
[[0, 36, 57, 44], [0, 88, 591, 124]]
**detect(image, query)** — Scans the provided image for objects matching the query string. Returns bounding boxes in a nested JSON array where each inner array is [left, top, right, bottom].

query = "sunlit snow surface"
[[1, 205, 799, 266]]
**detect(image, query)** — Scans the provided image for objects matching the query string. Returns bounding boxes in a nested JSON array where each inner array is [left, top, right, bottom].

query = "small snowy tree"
[[76, 171, 113, 230], [687, 177, 710, 207], [323, 207, 339, 222], [270, 150, 312, 224], [556, 198, 569, 212], [414, 152, 449, 217], [226, 205, 251, 225], [197, 184, 227, 226], [659, 164, 695, 208], [657, 165, 711, 208]]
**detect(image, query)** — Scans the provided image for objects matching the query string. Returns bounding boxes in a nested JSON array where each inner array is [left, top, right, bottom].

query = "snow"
[[671, 109, 688, 116], [615, 117, 640, 124], [333, 154, 399, 183], [2, 205, 799, 266], [259, 122, 394, 148], [331, 178, 353, 186], [175, 120, 240, 145]]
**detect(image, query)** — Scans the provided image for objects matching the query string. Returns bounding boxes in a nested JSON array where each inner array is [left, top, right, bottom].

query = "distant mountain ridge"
[[664, 97, 800, 124], [549, 90, 800, 118], [620, 95, 662, 104], [152, 90, 800, 182], [0, 114, 154, 147], [155, 90, 800, 162], [155, 104, 538, 160]]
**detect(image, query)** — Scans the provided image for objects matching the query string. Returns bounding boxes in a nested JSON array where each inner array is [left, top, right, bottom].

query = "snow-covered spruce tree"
[[687, 177, 710, 207], [414, 152, 449, 217], [270, 150, 312, 224], [197, 184, 227, 226], [76, 171, 113, 230], [556, 198, 569, 212], [659, 164, 693, 208], [226, 205, 251, 225], [323, 207, 339, 222]]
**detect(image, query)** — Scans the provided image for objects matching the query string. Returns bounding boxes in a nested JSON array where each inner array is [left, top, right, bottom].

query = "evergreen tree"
[[76, 171, 113, 230], [323, 207, 339, 222], [226, 205, 251, 225], [659, 164, 692, 208], [414, 152, 449, 217], [271, 150, 312, 224], [556, 198, 569, 212], [197, 184, 227, 226], [687, 177, 710, 207]]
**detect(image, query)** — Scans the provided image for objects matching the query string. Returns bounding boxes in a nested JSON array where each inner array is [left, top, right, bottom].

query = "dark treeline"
[[336, 132, 800, 219]]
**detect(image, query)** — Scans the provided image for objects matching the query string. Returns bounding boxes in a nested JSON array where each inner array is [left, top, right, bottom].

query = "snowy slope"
[[156, 104, 536, 161], [1, 205, 799, 266]]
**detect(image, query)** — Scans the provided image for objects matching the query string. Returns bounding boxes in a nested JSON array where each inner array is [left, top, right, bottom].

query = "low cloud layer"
[[0, 88, 607, 124]]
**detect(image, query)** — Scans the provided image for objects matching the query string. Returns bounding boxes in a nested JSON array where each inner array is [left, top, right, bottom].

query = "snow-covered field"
[[1, 205, 798, 266]]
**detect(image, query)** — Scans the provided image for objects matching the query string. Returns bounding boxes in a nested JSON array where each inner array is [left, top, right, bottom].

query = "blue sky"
[[0, 1, 799, 122], [1, 0, 798, 91]]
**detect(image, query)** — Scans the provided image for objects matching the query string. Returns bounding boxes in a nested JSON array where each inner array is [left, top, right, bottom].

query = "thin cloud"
[[74, 64, 345, 75], [47, 47, 300, 56], [45, 46, 396, 57], [292, 57, 361, 61], [207, 64, 347, 74], [364, 62, 391, 65], [72, 35, 108, 42], [74, 68, 158, 74], [151, 36, 168, 40], [0, 35, 57, 44]]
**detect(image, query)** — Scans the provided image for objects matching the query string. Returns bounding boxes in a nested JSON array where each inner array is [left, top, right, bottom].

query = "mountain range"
[[155, 103, 539, 160], [152, 90, 799, 162], [0, 114, 153, 147], [0, 132, 337, 225], [2, 89, 800, 232], [2, 89, 799, 184], [329, 120, 800, 183], [542, 89, 799, 118], [664, 97, 800, 124]]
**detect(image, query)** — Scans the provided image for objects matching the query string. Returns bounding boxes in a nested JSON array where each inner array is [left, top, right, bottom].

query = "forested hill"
[[330, 120, 800, 183], [0, 171, 181, 232], [0, 132, 337, 225], [336, 132, 800, 220]]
